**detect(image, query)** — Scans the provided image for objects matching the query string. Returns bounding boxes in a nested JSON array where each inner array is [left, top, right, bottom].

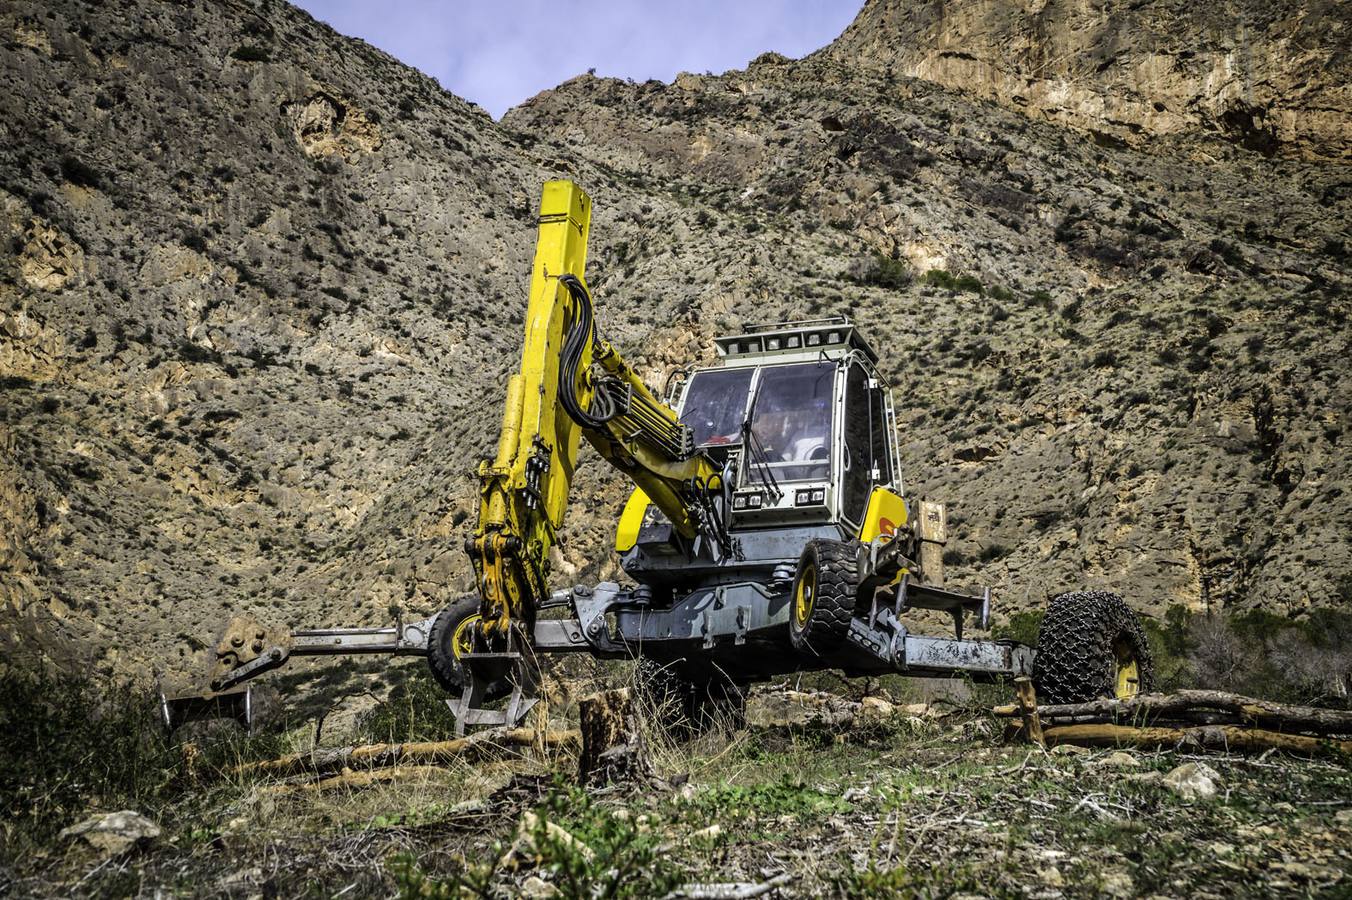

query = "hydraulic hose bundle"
[[557, 275, 692, 460]]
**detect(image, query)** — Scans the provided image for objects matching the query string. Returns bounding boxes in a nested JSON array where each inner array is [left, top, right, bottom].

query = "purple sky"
[[293, 1, 863, 118]]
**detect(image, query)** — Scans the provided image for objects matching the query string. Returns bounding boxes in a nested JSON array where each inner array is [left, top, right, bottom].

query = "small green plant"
[[691, 774, 848, 822], [357, 667, 462, 743], [922, 269, 957, 290], [849, 252, 912, 289], [230, 44, 271, 62], [392, 779, 680, 899]]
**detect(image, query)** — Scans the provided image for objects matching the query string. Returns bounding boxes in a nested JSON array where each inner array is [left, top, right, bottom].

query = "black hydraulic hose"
[[558, 274, 698, 462], [558, 274, 620, 429]]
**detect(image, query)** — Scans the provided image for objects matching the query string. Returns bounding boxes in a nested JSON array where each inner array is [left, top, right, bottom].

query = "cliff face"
[[824, 0, 1352, 160], [1, 0, 1349, 679]]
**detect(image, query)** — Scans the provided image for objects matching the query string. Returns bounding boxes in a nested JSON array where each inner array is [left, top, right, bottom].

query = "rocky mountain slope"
[[1, 0, 1349, 679]]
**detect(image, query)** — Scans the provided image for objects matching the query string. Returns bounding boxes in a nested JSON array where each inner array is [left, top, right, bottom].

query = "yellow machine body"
[[470, 181, 718, 638]]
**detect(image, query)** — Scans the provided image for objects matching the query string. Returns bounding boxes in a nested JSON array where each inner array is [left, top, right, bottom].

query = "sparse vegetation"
[[230, 44, 271, 62]]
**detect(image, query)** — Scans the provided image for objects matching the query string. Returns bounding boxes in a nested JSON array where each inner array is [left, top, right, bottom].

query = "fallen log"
[[263, 765, 451, 795], [1042, 723, 1352, 758], [994, 690, 1352, 736], [232, 727, 579, 779]]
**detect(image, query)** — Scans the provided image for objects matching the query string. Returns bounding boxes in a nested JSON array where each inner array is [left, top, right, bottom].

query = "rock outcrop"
[[824, 0, 1352, 160]]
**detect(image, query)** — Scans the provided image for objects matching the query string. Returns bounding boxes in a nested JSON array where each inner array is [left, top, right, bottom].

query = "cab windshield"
[[747, 363, 834, 482], [679, 367, 753, 447]]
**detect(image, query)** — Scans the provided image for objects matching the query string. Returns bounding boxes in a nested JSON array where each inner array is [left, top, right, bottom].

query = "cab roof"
[[712, 316, 879, 367]]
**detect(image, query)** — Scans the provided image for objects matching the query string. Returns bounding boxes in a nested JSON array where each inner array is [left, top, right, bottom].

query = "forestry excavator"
[[164, 181, 1154, 734]]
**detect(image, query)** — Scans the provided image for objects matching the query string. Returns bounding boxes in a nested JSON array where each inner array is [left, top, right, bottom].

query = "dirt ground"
[[5, 673, 1351, 899]]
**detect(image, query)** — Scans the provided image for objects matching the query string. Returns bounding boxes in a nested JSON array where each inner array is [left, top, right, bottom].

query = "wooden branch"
[[231, 727, 579, 779], [995, 690, 1352, 736], [1042, 723, 1352, 758], [263, 765, 451, 795]]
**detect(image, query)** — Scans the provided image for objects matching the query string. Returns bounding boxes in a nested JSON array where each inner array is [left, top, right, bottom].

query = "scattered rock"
[[18, 217, 83, 291], [1051, 743, 1090, 756], [858, 696, 895, 719], [59, 810, 160, 858], [1097, 750, 1140, 768], [745, 689, 856, 728], [520, 875, 559, 898], [689, 823, 722, 842], [502, 811, 594, 868], [1163, 762, 1222, 801], [1100, 869, 1135, 897]]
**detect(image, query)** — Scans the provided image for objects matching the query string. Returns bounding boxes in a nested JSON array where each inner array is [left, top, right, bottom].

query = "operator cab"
[[680, 317, 899, 533]]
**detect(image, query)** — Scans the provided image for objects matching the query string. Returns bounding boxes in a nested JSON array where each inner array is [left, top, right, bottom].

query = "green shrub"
[[954, 274, 984, 295], [0, 668, 178, 847], [994, 610, 1044, 646], [1142, 605, 1352, 704], [59, 154, 103, 189], [356, 667, 462, 743], [922, 269, 957, 290], [847, 252, 912, 289], [230, 44, 271, 62], [392, 779, 680, 899]]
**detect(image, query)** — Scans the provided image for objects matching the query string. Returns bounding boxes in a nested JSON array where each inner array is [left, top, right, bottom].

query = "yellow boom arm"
[[470, 181, 720, 638]]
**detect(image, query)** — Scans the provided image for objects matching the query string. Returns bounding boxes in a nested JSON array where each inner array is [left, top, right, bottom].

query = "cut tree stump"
[[578, 688, 652, 786], [1014, 676, 1044, 747]]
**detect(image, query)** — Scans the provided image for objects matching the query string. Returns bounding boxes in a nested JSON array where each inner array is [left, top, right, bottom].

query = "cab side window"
[[842, 364, 874, 523], [869, 382, 892, 488]]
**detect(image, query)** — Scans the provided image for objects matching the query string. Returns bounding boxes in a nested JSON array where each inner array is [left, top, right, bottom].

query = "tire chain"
[[1032, 589, 1155, 704]]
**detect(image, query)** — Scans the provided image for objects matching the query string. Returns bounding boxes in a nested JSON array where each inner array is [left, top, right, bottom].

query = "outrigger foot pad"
[[448, 649, 540, 735]]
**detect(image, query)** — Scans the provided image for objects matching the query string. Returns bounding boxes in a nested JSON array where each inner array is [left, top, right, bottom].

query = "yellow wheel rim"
[[794, 562, 817, 628], [451, 614, 479, 660], [1112, 637, 1141, 699]]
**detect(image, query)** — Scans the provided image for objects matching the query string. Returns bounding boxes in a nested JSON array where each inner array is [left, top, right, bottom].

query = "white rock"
[[1097, 750, 1140, 768], [520, 875, 559, 898], [59, 810, 160, 858], [1163, 762, 1222, 801], [1100, 869, 1134, 897], [859, 696, 895, 718]]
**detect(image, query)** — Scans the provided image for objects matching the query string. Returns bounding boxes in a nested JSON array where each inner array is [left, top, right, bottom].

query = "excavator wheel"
[[1033, 590, 1155, 704], [789, 538, 861, 656], [427, 595, 511, 702]]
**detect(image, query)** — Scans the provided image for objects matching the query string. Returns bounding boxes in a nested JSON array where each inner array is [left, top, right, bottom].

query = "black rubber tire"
[[426, 595, 511, 701], [789, 538, 860, 655], [1033, 590, 1155, 704]]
